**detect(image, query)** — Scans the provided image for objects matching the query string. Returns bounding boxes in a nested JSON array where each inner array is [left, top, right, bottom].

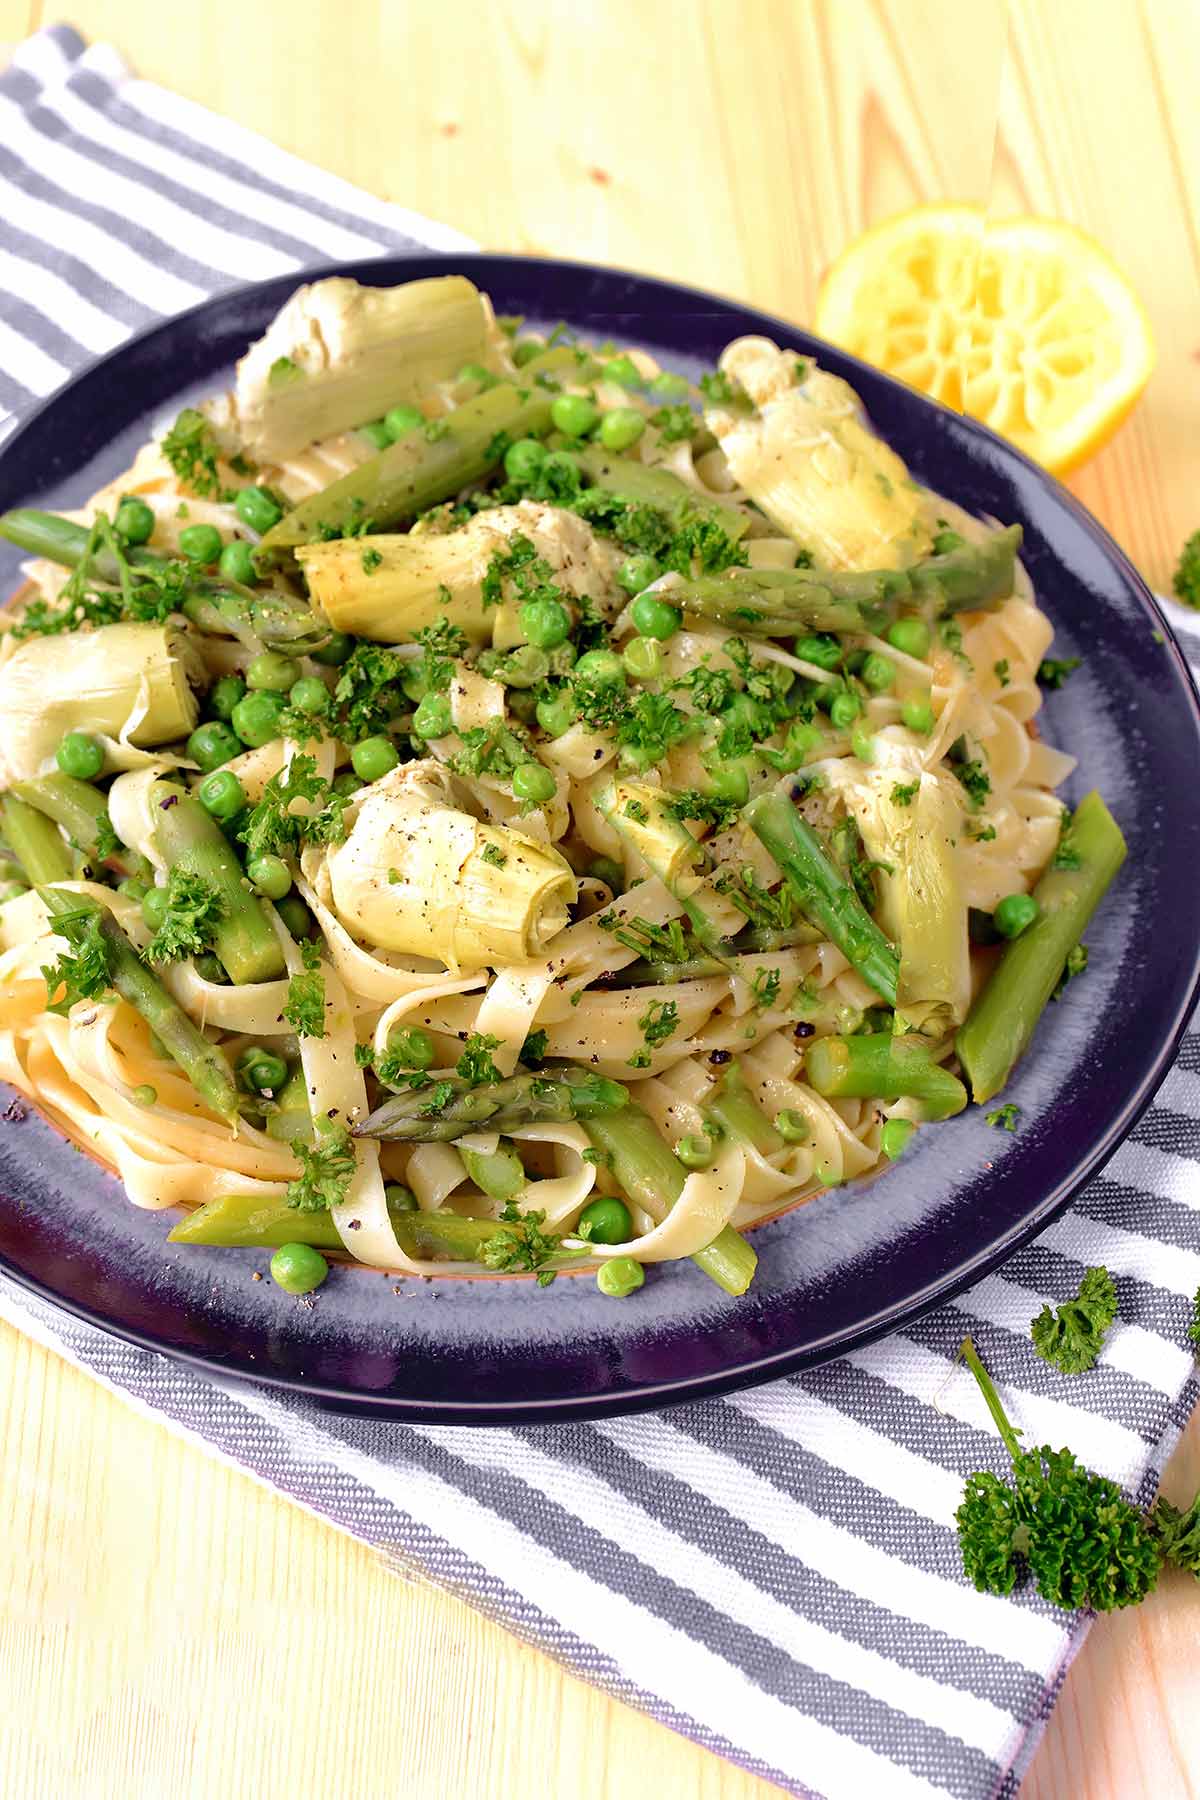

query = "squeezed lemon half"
[[815, 204, 1156, 475]]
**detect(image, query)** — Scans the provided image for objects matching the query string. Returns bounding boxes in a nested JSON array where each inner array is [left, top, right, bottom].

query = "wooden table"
[[2, 3, 1199, 1795]]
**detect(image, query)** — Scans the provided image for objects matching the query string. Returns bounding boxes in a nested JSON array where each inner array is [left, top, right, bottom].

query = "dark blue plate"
[[1, 254, 1197, 1423]]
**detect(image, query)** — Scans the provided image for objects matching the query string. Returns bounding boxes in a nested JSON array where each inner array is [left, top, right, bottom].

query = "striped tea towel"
[[1, 25, 1199, 1800]]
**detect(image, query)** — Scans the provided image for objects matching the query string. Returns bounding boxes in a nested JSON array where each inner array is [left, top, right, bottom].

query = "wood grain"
[[0, 2, 1198, 1796]]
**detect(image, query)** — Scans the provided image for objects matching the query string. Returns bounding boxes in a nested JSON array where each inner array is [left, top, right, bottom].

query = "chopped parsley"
[[955, 759, 991, 809], [666, 789, 743, 833], [480, 843, 508, 869], [1052, 943, 1088, 1000], [12, 512, 190, 639], [143, 869, 225, 965], [1038, 657, 1081, 690], [268, 355, 302, 386], [698, 369, 736, 404], [283, 939, 327, 1039], [627, 998, 679, 1068], [599, 912, 690, 963], [649, 403, 699, 442], [1051, 810, 1082, 870], [239, 754, 348, 865], [332, 643, 410, 742], [890, 781, 919, 806], [520, 1029, 549, 1067], [481, 1199, 562, 1285], [456, 1032, 503, 1086], [286, 1116, 355, 1211], [413, 617, 467, 692], [41, 906, 112, 1014], [160, 407, 227, 498], [985, 1102, 1020, 1131], [993, 658, 1010, 687], [714, 865, 796, 932], [749, 966, 781, 1011], [361, 547, 383, 574], [1188, 1288, 1200, 1350], [1031, 1267, 1118, 1374]]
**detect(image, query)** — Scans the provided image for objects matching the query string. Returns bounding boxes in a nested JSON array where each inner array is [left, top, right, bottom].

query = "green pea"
[[520, 596, 571, 649], [187, 721, 241, 771], [675, 1134, 715, 1170], [602, 354, 641, 387], [411, 693, 452, 741], [284, 677, 327, 718], [359, 419, 392, 451], [599, 407, 646, 453], [829, 689, 862, 730], [993, 893, 1040, 939], [234, 486, 283, 534], [141, 887, 168, 931], [384, 404, 424, 441], [457, 361, 494, 388], [248, 855, 292, 901], [387, 1025, 435, 1071], [901, 697, 935, 735], [270, 1242, 329, 1295], [215, 539, 256, 587], [596, 1256, 645, 1298], [536, 690, 578, 738], [880, 1118, 916, 1160], [231, 691, 286, 748], [114, 496, 155, 545], [504, 646, 550, 689], [246, 651, 298, 694], [331, 771, 364, 799], [886, 616, 931, 660], [312, 630, 354, 667], [208, 675, 246, 721], [512, 761, 556, 804], [178, 523, 223, 565], [384, 1183, 419, 1213], [351, 735, 401, 780], [503, 437, 547, 483], [194, 952, 228, 985], [774, 1109, 809, 1143], [550, 393, 599, 438], [618, 553, 661, 596], [649, 371, 689, 398], [764, 722, 821, 773], [117, 877, 149, 903], [932, 528, 966, 555], [862, 652, 895, 693], [198, 768, 247, 821], [131, 1083, 158, 1107], [589, 856, 624, 892], [708, 762, 749, 806], [851, 728, 875, 764], [622, 636, 664, 682], [55, 731, 104, 781], [574, 649, 626, 687], [794, 634, 842, 671], [512, 339, 543, 367], [630, 592, 682, 641], [276, 895, 314, 939], [237, 1045, 289, 1094], [577, 1195, 632, 1245]]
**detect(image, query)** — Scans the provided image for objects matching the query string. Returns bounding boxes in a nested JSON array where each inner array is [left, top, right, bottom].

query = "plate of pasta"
[[0, 254, 1196, 1422]]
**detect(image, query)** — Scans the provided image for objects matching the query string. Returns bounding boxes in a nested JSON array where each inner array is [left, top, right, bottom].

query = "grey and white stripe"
[[1, 25, 1197, 1800]]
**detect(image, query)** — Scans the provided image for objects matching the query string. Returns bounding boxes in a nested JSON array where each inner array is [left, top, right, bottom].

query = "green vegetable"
[[503, 437, 546, 483], [0, 794, 73, 885], [231, 691, 285, 747], [288, 676, 330, 718], [550, 392, 599, 437], [286, 1115, 355, 1211], [602, 355, 641, 387], [861, 652, 895, 693], [1172, 530, 1200, 609], [38, 887, 240, 1123], [384, 1183, 418, 1212], [264, 1064, 312, 1144], [153, 788, 286, 984], [886, 616, 931, 659], [55, 732, 104, 781], [993, 893, 1039, 939], [178, 523, 223, 565], [218, 540, 257, 585], [520, 596, 571, 648], [1031, 1267, 1118, 1374], [618, 554, 661, 596], [957, 792, 1126, 1104], [237, 1045, 289, 1095], [985, 1103, 1020, 1131], [901, 697, 934, 735], [828, 689, 861, 730], [774, 1109, 809, 1144], [806, 1033, 967, 1120], [1038, 657, 1081, 690], [187, 721, 241, 772], [283, 939, 327, 1038], [597, 1257, 645, 1298], [235, 486, 283, 534], [461, 1142, 526, 1202], [880, 1118, 915, 1159], [141, 887, 167, 931], [169, 1191, 518, 1258], [356, 1065, 628, 1142], [512, 761, 555, 804], [385, 1025, 436, 1072], [247, 854, 292, 901], [270, 1242, 329, 1294], [384, 404, 424, 441], [746, 791, 899, 1005], [630, 592, 682, 640], [581, 1101, 756, 1296], [246, 650, 297, 694], [9, 775, 140, 877], [599, 407, 646, 452], [350, 735, 400, 781], [276, 895, 314, 939], [144, 867, 225, 965], [622, 636, 663, 681], [312, 631, 354, 668], [115, 497, 155, 545], [703, 1058, 783, 1155], [955, 1335, 1160, 1610], [208, 675, 246, 721], [674, 1133, 715, 1170]]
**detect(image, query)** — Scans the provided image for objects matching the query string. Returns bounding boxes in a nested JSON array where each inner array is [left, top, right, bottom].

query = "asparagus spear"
[[805, 1031, 967, 1120], [703, 1058, 783, 1155], [254, 346, 580, 564], [152, 789, 286, 985], [355, 1066, 629, 1143], [746, 791, 900, 1005], [264, 1063, 313, 1144], [581, 1102, 758, 1296], [668, 524, 1022, 635], [38, 886, 241, 1124], [956, 790, 1126, 1104], [0, 794, 73, 884], [168, 1193, 560, 1261], [11, 774, 151, 880], [576, 445, 748, 542], [0, 509, 326, 653]]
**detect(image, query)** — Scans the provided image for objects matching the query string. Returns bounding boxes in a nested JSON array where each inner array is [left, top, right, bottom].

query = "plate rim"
[[2, 249, 1198, 1423]]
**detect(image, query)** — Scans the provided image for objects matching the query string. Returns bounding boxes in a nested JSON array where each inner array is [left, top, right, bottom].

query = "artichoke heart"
[[0, 622, 201, 783], [705, 338, 934, 570], [326, 763, 576, 968]]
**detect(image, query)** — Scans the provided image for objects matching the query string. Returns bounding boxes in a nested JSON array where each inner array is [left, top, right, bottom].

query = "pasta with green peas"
[[0, 273, 1123, 1300]]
